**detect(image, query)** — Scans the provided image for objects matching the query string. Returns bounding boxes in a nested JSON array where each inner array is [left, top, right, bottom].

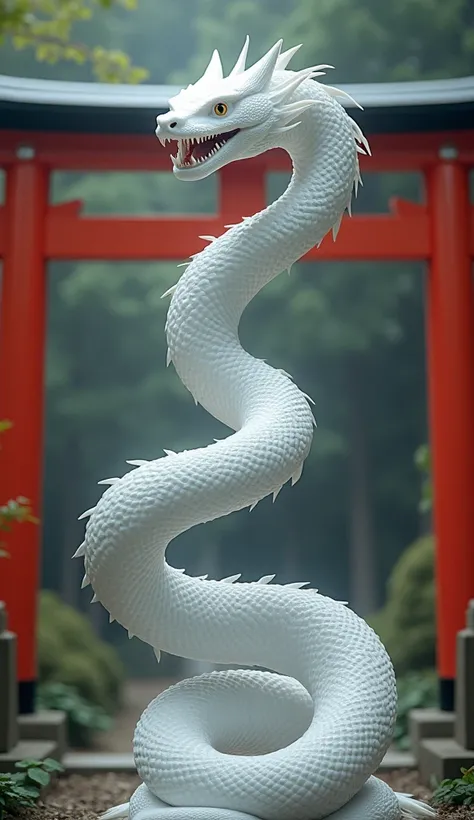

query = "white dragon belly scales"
[[76, 38, 436, 820]]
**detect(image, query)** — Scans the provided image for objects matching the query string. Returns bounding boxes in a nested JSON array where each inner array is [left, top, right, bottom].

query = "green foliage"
[[37, 682, 111, 748], [367, 535, 435, 674], [393, 671, 438, 750], [0, 758, 63, 820], [4, 0, 469, 667], [0, 0, 148, 82], [414, 444, 433, 514], [180, 0, 474, 84], [38, 591, 124, 718], [0, 421, 39, 558], [432, 767, 474, 807]]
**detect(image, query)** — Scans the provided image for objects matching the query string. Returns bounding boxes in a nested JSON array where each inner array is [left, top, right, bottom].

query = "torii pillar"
[[0, 149, 47, 713], [426, 147, 474, 710]]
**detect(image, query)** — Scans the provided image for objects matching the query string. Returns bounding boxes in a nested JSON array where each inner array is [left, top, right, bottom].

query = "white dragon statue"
[[75, 38, 436, 820]]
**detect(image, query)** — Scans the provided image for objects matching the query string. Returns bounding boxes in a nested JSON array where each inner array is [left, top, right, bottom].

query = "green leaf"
[[42, 758, 63, 773], [26, 768, 50, 787], [12, 784, 41, 799]]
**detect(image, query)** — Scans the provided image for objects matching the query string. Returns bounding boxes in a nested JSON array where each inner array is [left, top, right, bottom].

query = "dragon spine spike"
[[332, 213, 343, 241], [301, 392, 315, 405], [161, 284, 178, 299], [81, 573, 90, 589], [285, 581, 311, 589], [195, 574, 208, 580], [278, 368, 293, 380], [275, 122, 302, 135], [199, 235, 217, 242], [220, 573, 241, 583], [347, 199, 353, 217], [269, 68, 318, 105], [98, 477, 120, 485], [279, 99, 317, 124], [229, 35, 250, 76], [72, 541, 86, 559], [91, 593, 99, 604], [166, 349, 172, 367], [350, 119, 372, 155], [128, 630, 134, 639], [249, 500, 259, 512], [272, 487, 282, 502], [232, 38, 283, 96], [78, 507, 95, 521], [291, 462, 304, 485], [201, 48, 224, 83], [275, 43, 302, 71], [354, 167, 363, 197], [323, 84, 364, 110], [163, 449, 177, 456], [154, 648, 161, 663], [126, 459, 148, 467], [257, 574, 276, 584], [109, 612, 115, 623]]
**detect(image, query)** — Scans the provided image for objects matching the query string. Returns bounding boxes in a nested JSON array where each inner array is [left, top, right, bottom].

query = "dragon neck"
[[85, 84, 360, 662], [166, 84, 358, 421]]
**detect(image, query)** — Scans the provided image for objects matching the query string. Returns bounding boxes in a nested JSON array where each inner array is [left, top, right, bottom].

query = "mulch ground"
[[6, 769, 473, 819]]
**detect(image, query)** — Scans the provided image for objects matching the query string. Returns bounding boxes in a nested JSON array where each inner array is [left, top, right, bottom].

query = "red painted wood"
[[1, 129, 474, 170], [426, 160, 474, 681], [42, 208, 431, 261], [0, 122, 473, 699], [0, 160, 48, 686]]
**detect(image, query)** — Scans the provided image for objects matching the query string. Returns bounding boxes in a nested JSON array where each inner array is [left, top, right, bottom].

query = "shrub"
[[0, 758, 63, 820], [432, 767, 474, 807], [367, 535, 435, 675], [38, 591, 124, 717], [37, 682, 111, 748], [393, 671, 438, 750]]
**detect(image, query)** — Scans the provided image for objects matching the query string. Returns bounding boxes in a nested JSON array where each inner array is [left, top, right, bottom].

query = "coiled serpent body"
[[76, 38, 435, 820]]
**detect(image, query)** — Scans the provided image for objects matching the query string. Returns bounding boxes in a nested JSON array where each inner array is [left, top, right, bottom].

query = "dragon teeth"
[[173, 133, 230, 168]]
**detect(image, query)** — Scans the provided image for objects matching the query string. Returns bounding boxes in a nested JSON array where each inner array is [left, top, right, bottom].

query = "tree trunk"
[[346, 360, 377, 616]]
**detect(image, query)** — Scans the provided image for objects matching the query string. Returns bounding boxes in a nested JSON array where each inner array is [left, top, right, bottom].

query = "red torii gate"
[[0, 74, 473, 714]]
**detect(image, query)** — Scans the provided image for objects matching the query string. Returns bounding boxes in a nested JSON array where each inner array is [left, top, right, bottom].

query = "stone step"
[[18, 709, 67, 758], [418, 737, 474, 784], [0, 739, 59, 773]]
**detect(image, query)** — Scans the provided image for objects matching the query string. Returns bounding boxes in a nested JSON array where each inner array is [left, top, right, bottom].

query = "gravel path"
[[7, 770, 472, 820]]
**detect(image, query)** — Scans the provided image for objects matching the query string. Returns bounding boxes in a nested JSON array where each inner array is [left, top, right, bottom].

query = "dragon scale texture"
[[76, 38, 436, 820]]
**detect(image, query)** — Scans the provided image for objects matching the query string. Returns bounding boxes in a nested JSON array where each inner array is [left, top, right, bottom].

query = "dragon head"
[[155, 37, 336, 181]]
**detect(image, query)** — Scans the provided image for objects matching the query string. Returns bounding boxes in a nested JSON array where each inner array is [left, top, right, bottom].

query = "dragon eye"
[[213, 102, 228, 117]]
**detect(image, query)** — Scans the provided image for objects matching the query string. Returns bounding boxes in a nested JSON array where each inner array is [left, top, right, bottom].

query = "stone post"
[[0, 601, 19, 753], [455, 599, 474, 750]]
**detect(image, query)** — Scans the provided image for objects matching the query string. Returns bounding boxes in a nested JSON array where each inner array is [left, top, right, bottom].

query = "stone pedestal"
[[411, 600, 474, 785], [0, 602, 19, 753], [455, 600, 474, 751], [418, 738, 474, 784], [0, 601, 66, 773], [409, 707, 455, 754]]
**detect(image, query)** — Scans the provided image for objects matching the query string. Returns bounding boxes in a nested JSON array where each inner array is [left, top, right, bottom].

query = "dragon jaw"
[[155, 36, 357, 181], [158, 127, 241, 173]]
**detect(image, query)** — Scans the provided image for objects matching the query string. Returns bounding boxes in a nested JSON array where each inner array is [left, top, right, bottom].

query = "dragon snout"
[[156, 112, 180, 136]]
